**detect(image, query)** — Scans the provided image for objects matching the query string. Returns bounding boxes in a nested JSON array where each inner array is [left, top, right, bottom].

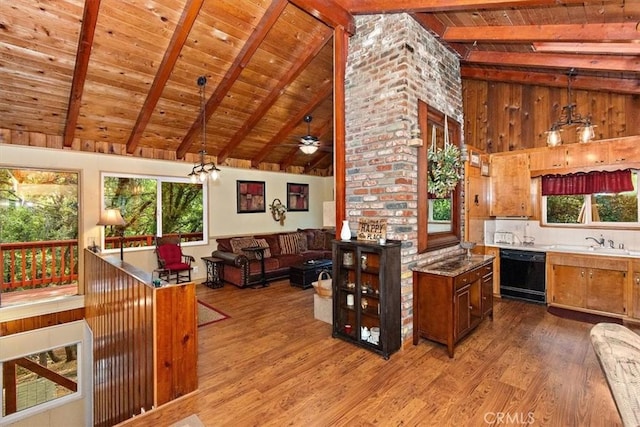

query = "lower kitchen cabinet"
[[631, 261, 640, 319], [413, 257, 494, 357], [548, 253, 627, 316]]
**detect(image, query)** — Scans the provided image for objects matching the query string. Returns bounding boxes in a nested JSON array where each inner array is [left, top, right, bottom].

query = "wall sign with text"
[[357, 218, 387, 241]]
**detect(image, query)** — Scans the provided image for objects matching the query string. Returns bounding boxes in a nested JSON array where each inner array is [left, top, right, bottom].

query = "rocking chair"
[[154, 235, 195, 284]]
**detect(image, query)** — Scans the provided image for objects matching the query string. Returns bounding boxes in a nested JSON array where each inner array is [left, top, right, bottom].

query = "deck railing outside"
[[1, 232, 202, 292]]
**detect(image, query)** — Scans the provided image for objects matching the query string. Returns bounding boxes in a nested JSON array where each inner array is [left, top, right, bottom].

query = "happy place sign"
[[357, 218, 387, 241]]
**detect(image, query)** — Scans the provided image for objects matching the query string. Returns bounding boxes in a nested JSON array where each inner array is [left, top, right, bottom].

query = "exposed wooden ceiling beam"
[[443, 23, 640, 43], [252, 80, 333, 166], [533, 42, 640, 55], [410, 13, 469, 58], [176, 0, 288, 159], [464, 51, 640, 73], [304, 152, 332, 173], [344, 0, 593, 14], [289, 0, 355, 35], [461, 67, 640, 95], [125, 0, 204, 154], [63, 0, 101, 147], [217, 29, 333, 164]]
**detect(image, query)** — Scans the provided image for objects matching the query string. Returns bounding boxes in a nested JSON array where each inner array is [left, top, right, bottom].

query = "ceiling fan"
[[299, 115, 320, 154]]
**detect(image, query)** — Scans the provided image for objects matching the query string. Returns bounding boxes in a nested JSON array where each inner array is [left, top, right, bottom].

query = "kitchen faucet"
[[585, 236, 605, 247]]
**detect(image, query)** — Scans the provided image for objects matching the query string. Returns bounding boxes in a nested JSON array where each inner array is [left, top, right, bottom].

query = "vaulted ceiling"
[[1, 0, 638, 176]]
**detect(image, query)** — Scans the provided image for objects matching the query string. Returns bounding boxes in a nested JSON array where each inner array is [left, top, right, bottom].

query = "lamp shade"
[[322, 200, 336, 228], [97, 209, 125, 226], [300, 144, 319, 155]]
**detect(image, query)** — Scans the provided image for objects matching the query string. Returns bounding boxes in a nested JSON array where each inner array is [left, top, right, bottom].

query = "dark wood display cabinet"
[[332, 239, 401, 359]]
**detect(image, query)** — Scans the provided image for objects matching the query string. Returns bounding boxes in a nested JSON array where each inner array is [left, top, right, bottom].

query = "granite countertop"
[[412, 254, 494, 277]]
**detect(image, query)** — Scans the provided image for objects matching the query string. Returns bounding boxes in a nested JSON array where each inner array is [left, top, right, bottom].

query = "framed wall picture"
[[237, 180, 265, 213], [481, 159, 490, 177], [287, 182, 309, 211]]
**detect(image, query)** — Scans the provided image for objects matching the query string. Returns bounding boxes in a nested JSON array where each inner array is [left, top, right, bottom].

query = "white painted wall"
[[0, 144, 334, 281], [0, 320, 93, 427]]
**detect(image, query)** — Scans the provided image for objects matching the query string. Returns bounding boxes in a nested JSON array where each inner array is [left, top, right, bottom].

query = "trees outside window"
[[544, 171, 639, 226], [102, 174, 206, 250], [0, 168, 79, 306]]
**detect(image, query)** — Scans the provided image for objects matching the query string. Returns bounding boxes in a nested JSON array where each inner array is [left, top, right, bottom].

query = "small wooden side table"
[[201, 256, 224, 289], [241, 246, 268, 288]]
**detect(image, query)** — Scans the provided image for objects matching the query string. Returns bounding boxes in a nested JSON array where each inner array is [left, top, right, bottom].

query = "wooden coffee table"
[[290, 259, 332, 289]]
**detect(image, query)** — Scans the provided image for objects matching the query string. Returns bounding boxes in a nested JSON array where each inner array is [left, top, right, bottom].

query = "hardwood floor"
[[121, 280, 621, 427]]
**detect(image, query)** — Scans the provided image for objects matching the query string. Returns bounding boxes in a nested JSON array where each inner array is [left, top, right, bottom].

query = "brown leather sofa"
[[212, 228, 334, 288]]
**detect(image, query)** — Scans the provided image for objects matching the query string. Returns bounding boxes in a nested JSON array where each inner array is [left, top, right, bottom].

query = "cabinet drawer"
[[454, 268, 481, 290]]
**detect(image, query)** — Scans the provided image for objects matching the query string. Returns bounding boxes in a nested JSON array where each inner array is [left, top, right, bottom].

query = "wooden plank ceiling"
[[1, 1, 638, 175]]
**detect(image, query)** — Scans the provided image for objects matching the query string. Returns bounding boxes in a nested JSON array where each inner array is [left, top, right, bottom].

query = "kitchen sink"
[[592, 247, 630, 255], [544, 244, 595, 252], [543, 244, 635, 256]]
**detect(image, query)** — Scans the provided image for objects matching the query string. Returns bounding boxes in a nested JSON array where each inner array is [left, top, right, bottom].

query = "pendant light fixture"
[[188, 76, 221, 183], [546, 68, 596, 147]]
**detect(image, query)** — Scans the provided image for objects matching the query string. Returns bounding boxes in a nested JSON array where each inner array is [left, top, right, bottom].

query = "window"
[[101, 174, 206, 250], [543, 170, 639, 227], [0, 168, 79, 307], [2, 344, 79, 418]]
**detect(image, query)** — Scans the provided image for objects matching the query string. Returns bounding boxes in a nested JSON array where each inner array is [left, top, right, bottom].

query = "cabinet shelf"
[[332, 239, 401, 359]]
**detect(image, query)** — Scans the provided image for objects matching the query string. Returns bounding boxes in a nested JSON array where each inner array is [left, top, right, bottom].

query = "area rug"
[[547, 306, 622, 325], [169, 414, 205, 427], [197, 300, 229, 327]]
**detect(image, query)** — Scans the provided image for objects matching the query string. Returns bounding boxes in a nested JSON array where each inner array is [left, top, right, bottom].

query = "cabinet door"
[[609, 139, 640, 165], [566, 142, 608, 168], [481, 266, 493, 318], [586, 268, 626, 315], [550, 264, 586, 307], [632, 272, 640, 319], [490, 153, 532, 216], [529, 147, 567, 171], [455, 285, 472, 338]]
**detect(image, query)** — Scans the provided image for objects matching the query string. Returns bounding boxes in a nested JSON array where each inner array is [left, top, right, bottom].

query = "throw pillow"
[[308, 230, 324, 250], [230, 237, 258, 259], [279, 233, 301, 255], [253, 238, 272, 258], [297, 232, 308, 252]]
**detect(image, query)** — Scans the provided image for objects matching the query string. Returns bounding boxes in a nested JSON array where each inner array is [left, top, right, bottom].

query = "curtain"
[[542, 169, 634, 196]]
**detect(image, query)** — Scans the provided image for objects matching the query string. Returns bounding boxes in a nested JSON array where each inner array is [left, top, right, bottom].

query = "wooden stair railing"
[[84, 250, 197, 427]]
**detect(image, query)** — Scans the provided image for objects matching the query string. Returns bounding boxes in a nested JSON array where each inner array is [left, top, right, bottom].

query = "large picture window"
[[0, 168, 79, 307], [101, 174, 206, 251], [543, 170, 639, 227]]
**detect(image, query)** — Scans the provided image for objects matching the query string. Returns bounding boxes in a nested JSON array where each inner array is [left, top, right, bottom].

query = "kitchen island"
[[412, 255, 494, 357]]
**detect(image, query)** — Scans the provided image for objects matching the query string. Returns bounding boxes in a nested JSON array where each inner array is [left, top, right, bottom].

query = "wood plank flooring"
[[120, 280, 621, 426]]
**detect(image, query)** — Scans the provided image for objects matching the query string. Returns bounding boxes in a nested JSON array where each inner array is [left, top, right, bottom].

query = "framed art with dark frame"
[[237, 180, 266, 213], [287, 182, 309, 212]]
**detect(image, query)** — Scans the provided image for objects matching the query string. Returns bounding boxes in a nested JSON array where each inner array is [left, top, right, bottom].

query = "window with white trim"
[[101, 174, 207, 250]]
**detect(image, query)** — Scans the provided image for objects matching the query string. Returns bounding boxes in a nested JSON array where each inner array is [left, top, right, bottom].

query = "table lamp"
[[97, 209, 126, 260]]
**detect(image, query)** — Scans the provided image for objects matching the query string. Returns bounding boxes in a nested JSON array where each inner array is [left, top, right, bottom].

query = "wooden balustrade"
[[1, 232, 202, 293], [84, 250, 197, 427]]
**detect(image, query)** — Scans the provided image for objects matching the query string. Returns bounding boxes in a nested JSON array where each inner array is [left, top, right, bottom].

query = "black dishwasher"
[[500, 249, 546, 303]]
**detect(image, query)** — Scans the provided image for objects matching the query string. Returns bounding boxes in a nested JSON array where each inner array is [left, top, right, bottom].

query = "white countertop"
[[486, 242, 640, 258]]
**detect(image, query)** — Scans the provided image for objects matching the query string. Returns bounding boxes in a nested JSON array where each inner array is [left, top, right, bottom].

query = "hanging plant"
[[427, 116, 462, 198]]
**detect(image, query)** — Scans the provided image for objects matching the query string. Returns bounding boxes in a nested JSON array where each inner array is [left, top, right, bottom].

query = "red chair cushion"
[[164, 262, 190, 271], [157, 244, 182, 265]]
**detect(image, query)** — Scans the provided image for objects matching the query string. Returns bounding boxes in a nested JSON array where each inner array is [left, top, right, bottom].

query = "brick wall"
[[345, 14, 463, 343]]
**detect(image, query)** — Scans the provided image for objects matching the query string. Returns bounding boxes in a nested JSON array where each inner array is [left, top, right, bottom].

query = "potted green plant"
[[427, 120, 461, 198]]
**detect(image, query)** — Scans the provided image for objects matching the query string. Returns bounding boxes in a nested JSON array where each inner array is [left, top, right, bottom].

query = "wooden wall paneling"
[[627, 95, 640, 136], [610, 93, 627, 138], [509, 84, 523, 149], [494, 82, 511, 152], [520, 85, 534, 147]]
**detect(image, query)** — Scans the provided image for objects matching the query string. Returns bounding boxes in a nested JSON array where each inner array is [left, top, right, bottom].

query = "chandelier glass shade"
[[188, 75, 221, 183], [299, 143, 318, 155], [546, 69, 595, 147]]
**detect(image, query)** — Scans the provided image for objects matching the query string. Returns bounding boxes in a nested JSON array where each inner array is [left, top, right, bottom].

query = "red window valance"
[[541, 169, 634, 196]]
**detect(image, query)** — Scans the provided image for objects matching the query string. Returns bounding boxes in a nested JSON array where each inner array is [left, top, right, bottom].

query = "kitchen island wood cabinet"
[[631, 260, 640, 320], [547, 253, 628, 316], [413, 256, 494, 357]]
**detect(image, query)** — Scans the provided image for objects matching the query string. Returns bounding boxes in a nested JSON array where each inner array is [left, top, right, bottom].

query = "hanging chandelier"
[[188, 75, 221, 183], [546, 68, 596, 147], [299, 115, 319, 154]]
